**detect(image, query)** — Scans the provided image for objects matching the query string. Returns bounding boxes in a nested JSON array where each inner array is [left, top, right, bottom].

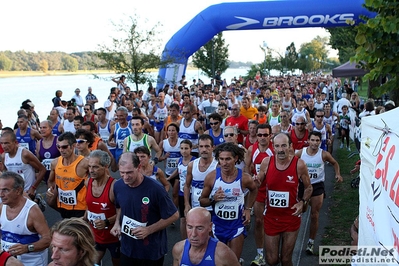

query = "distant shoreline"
[[0, 67, 200, 79]]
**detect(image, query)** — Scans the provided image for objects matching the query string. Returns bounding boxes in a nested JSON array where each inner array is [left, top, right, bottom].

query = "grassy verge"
[[322, 143, 360, 246], [358, 82, 368, 99]]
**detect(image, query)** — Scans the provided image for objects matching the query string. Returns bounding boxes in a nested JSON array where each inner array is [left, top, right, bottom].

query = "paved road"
[[42, 144, 339, 265]]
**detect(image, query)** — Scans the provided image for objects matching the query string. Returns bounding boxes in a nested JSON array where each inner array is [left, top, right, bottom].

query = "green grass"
[[358, 82, 368, 99], [322, 142, 360, 246]]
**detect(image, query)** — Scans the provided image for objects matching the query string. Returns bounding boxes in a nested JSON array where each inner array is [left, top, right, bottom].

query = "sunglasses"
[[257, 133, 270, 137], [209, 122, 219, 125], [280, 115, 287, 118], [76, 139, 88, 144], [84, 108, 90, 111], [224, 133, 235, 137], [296, 122, 306, 125], [182, 111, 190, 115], [56, 144, 70, 150], [315, 115, 324, 118]]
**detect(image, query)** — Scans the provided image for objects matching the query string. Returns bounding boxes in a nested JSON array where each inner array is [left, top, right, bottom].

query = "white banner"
[[358, 107, 399, 265]]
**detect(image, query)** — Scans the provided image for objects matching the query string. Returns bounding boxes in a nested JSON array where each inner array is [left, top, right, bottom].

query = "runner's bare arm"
[[244, 145, 253, 174], [257, 157, 271, 186], [183, 162, 194, 215], [322, 150, 343, 182], [199, 170, 217, 207]]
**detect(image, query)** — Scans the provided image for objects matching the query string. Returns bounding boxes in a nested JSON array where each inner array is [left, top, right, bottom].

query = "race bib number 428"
[[268, 190, 289, 208]]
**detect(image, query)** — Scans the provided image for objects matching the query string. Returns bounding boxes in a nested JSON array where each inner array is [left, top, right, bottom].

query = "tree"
[[39, 59, 49, 73], [327, 27, 358, 63], [352, 0, 399, 102], [285, 42, 298, 73], [61, 55, 78, 72], [92, 15, 164, 91], [0, 53, 12, 71], [192, 33, 229, 78], [299, 36, 330, 73]]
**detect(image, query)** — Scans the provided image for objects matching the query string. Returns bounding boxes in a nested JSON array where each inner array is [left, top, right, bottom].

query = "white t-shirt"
[[104, 99, 117, 120]]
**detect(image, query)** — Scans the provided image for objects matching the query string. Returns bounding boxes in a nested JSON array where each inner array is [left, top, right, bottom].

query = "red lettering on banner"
[[374, 138, 388, 180], [390, 169, 399, 207], [374, 137, 394, 191], [393, 228, 399, 254]]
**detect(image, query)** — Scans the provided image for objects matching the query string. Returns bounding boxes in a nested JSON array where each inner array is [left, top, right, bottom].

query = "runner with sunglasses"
[[47, 132, 89, 218]]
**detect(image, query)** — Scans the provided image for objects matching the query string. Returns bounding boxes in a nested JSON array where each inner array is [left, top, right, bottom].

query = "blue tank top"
[[144, 166, 158, 180], [311, 121, 328, 151], [211, 168, 245, 231], [181, 237, 218, 266], [15, 128, 36, 154], [52, 121, 63, 136], [114, 122, 132, 151], [208, 128, 225, 146]]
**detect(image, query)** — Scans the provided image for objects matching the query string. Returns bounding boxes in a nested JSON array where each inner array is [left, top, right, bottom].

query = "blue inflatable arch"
[[156, 0, 375, 90]]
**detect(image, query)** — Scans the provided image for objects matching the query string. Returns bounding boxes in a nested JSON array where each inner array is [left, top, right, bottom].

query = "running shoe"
[[251, 253, 266, 266], [35, 193, 47, 212], [340, 143, 344, 149], [306, 241, 314, 255], [347, 146, 351, 151]]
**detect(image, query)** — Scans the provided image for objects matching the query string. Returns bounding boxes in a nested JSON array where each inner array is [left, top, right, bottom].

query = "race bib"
[[117, 139, 124, 149], [1, 240, 13, 252], [58, 188, 77, 205], [42, 159, 53, 171], [309, 173, 318, 179], [215, 201, 239, 220], [268, 190, 289, 208], [87, 211, 106, 229], [191, 187, 202, 208], [166, 158, 179, 169], [19, 142, 29, 150], [122, 215, 147, 239]]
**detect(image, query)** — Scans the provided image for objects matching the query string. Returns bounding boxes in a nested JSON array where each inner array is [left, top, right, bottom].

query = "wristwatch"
[[27, 244, 35, 253], [105, 219, 110, 227], [301, 198, 308, 205]]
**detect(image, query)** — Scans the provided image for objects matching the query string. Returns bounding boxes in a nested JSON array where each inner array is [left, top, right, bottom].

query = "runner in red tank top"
[[290, 116, 309, 152], [243, 120, 258, 149], [257, 133, 312, 266], [84, 150, 120, 265], [243, 123, 274, 265]]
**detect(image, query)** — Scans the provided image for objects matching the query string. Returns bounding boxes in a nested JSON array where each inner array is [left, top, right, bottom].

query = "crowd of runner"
[[0, 72, 396, 266]]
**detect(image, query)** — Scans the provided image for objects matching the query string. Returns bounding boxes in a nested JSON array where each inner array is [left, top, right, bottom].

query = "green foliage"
[[92, 15, 164, 91], [352, 0, 399, 101], [61, 55, 78, 72], [0, 53, 12, 71], [0, 50, 104, 71], [245, 64, 263, 80], [327, 27, 358, 62], [299, 36, 330, 72], [285, 42, 299, 72], [192, 33, 229, 78]]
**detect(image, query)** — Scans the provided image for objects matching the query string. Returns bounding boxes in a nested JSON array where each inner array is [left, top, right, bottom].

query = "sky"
[[1, 0, 336, 64]]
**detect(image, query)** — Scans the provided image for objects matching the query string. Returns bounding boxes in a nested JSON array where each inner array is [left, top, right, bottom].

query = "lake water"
[[0, 68, 250, 128]]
